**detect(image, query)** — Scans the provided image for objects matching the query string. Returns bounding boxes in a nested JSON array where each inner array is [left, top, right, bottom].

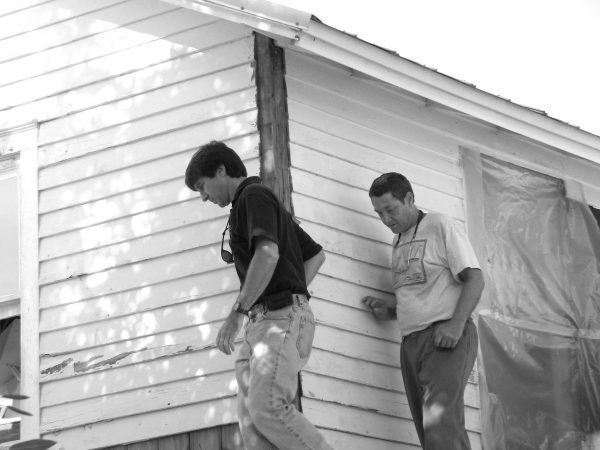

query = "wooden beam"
[[254, 33, 293, 213]]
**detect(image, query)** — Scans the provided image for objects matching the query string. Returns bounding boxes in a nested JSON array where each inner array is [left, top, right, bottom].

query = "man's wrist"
[[449, 315, 468, 327], [231, 300, 249, 316]]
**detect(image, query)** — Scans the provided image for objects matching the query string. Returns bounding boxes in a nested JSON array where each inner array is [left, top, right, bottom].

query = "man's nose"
[[200, 192, 209, 202]]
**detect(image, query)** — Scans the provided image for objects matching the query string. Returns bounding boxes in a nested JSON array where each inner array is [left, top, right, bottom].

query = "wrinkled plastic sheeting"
[[478, 156, 600, 449]]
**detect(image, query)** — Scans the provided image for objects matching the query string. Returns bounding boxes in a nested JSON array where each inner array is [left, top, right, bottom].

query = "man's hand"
[[432, 319, 465, 349], [216, 311, 245, 355], [361, 296, 396, 320]]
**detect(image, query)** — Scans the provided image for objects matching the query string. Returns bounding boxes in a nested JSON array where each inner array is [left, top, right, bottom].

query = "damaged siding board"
[[0, 0, 256, 446], [285, 49, 481, 448], [40, 345, 233, 405]]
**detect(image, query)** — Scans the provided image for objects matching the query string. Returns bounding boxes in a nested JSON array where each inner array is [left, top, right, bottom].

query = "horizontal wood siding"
[[285, 49, 482, 449], [0, 1, 257, 448]]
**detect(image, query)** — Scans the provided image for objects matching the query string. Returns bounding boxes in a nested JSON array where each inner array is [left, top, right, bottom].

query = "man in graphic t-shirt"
[[362, 172, 484, 450]]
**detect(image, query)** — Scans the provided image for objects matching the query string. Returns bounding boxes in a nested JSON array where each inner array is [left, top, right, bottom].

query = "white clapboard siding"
[[0, 0, 174, 63], [41, 370, 238, 432], [39, 266, 235, 332], [38, 117, 258, 191], [38, 157, 258, 238], [39, 293, 237, 356], [285, 48, 482, 446], [43, 397, 237, 449], [39, 197, 223, 261], [1, 36, 255, 131], [38, 88, 257, 167], [0, 0, 257, 446], [38, 63, 255, 150], [0, 0, 124, 41], [1, 19, 249, 115], [1, 6, 200, 86], [39, 218, 232, 287]]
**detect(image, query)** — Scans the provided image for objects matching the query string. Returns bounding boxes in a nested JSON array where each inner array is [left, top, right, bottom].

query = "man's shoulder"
[[239, 182, 275, 200], [422, 212, 465, 236], [423, 211, 451, 227], [238, 183, 280, 211]]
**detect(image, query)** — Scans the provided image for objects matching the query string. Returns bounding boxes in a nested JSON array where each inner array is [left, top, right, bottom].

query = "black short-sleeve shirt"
[[228, 177, 322, 304]]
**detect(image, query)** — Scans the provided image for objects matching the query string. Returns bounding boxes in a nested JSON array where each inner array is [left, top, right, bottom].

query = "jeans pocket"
[[296, 313, 315, 360]]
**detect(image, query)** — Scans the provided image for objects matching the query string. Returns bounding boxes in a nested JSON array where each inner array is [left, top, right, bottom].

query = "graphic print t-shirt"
[[392, 212, 480, 336]]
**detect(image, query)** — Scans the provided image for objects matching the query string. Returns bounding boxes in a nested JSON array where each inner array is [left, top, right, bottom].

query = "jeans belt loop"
[[292, 293, 307, 306]]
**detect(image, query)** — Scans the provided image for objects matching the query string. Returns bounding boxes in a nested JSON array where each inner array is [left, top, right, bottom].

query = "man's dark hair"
[[185, 141, 247, 190], [369, 172, 414, 202]]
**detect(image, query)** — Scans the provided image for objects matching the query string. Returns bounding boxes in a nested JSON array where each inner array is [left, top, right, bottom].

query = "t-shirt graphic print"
[[393, 239, 427, 287]]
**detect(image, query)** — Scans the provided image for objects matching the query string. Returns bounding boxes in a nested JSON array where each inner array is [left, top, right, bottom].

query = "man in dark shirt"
[[185, 141, 332, 450]]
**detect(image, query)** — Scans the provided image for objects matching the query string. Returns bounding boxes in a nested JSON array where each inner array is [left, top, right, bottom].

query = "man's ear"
[[404, 191, 414, 206], [215, 164, 227, 177]]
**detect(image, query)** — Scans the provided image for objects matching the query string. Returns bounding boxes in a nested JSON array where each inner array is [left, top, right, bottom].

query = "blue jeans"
[[235, 297, 332, 450], [400, 318, 478, 450]]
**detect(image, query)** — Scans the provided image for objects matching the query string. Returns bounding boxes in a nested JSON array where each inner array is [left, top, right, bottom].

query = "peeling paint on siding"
[[73, 350, 145, 373], [41, 358, 73, 376]]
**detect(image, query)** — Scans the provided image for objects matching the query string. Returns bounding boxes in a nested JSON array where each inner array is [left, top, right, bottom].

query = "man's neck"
[[228, 177, 247, 203], [407, 207, 421, 230]]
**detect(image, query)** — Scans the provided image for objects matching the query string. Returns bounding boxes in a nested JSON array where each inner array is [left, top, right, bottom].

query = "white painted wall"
[[0, 1, 258, 448]]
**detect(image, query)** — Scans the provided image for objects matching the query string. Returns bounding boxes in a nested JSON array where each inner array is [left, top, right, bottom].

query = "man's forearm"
[[451, 268, 484, 324], [237, 240, 279, 310], [304, 250, 325, 286]]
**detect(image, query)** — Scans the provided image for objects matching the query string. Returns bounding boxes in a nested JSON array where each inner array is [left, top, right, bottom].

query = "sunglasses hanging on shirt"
[[221, 219, 234, 264]]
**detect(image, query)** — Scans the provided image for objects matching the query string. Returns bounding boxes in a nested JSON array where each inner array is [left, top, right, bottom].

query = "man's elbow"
[[315, 250, 326, 267], [254, 239, 280, 266], [461, 267, 484, 287], [469, 268, 485, 293]]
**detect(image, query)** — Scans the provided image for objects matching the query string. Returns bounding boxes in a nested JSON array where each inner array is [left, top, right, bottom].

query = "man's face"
[[371, 192, 414, 234], [193, 166, 230, 207]]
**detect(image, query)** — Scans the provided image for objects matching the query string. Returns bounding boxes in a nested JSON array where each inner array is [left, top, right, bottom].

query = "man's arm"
[[304, 250, 325, 286], [216, 238, 279, 355], [432, 267, 484, 348]]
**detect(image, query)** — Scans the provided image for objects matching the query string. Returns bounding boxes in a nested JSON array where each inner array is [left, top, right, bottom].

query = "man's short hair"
[[185, 141, 247, 190], [369, 172, 414, 202]]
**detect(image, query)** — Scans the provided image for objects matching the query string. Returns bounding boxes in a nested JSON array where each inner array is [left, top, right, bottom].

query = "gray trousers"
[[400, 318, 478, 450]]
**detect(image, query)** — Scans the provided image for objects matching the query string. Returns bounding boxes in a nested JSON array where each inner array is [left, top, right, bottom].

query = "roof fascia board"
[[159, 0, 309, 39]]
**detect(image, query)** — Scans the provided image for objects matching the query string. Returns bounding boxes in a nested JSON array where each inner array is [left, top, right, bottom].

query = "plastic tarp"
[[477, 156, 600, 449]]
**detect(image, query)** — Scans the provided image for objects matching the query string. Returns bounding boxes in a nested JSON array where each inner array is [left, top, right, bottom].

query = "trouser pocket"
[[296, 311, 315, 360]]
